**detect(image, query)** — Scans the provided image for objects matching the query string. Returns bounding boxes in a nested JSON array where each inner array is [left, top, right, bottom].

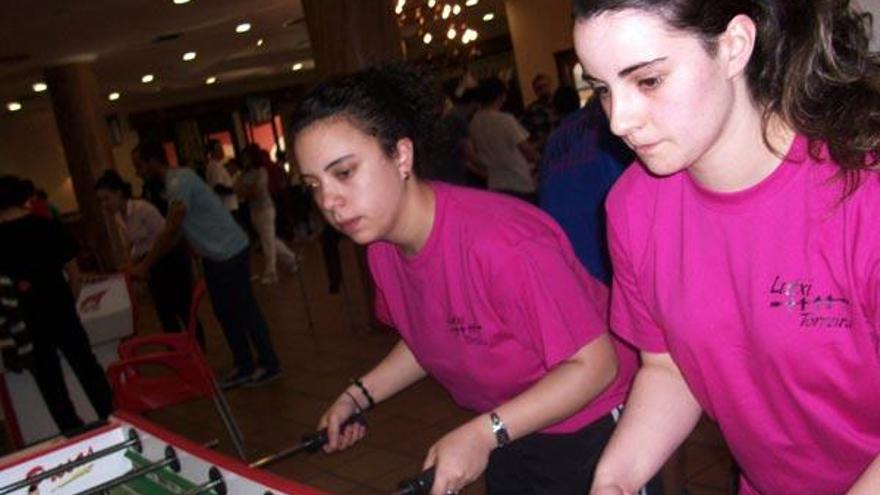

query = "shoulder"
[[606, 162, 659, 215]]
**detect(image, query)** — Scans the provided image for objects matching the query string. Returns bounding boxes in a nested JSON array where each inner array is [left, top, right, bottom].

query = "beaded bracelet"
[[350, 378, 375, 410], [343, 390, 364, 413]]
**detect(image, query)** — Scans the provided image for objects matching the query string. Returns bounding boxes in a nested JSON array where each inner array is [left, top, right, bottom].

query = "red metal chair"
[[117, 278, 207, 358], [106, 350, 247, 460]]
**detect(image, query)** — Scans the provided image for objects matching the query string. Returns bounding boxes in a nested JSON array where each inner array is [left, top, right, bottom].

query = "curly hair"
[[288, 63, 444, 177], [572, 0, 880, 194]]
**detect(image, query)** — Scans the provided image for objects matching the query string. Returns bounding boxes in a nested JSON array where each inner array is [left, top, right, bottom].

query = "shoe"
[[260, 274, 279, 285], [219, 368, 252, 390], [244, 367, 281, 387]]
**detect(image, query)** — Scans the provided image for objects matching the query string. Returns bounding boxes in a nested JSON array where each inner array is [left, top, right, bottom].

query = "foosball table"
[[0, 412, 330, 495]]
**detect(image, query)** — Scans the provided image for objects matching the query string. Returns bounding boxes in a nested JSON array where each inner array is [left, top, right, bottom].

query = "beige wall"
[[0, 107, 140, 214], [505, 0, 574, 105]]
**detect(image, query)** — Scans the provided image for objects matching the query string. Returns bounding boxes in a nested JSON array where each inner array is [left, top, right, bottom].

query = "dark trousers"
[[30, 308, 113, 433], [147, 243, 205, 348], [485, 412, 664, 495], [202, 248, 279, 374]]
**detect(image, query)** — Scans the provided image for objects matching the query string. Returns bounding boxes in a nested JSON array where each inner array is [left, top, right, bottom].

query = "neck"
[[688, 86, 795, 192], [387, 180, 436, 255]]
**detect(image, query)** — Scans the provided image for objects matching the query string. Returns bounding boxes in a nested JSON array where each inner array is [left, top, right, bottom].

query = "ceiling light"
[[465, 0, 478, 5], [6, 102, 22, 112], [292, 62, 304, 71], [428, 0, 436, 6], [205, 76, 217, 85], [172, 0, 191, 4], [141, 74, 155, 83], [236, 22, 251, 33], [442, 4, 452, 19], [483, 12, 495, 21], [256, 38, 264, 46], [447, 27, 457, 39], [108, 92, 120, 101], [422, 32, 433, 44], [453, 4, 462, 15], [182, 51, 197, 61], [32, 82, 48, 93]]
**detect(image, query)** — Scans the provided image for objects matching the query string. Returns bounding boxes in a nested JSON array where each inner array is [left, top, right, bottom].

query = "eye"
[[334, 166, 355, 181], [304, 179, 321, 190], [638, 76, 663, 91]]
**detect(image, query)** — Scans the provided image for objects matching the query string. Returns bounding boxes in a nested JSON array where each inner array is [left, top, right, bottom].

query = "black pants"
[[147, 243, 205, 348], [202, 248, 279, 374], [485, 412, 664, 495], [30, 307, 113, 433]]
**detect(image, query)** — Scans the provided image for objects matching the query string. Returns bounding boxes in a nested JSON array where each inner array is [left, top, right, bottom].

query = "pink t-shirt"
[[368, 182, 636, 433], [607, 134, 880, 494]]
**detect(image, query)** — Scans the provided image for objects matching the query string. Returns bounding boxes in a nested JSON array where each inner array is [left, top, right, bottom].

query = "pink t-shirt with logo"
[[607, 134, 880, 494], [368, 182, 637, 433]]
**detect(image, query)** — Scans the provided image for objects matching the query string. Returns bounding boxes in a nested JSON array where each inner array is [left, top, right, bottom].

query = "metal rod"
[[180, 477, 223, 495], [0, 433, 140, 495], [73, 455, 177, 495]]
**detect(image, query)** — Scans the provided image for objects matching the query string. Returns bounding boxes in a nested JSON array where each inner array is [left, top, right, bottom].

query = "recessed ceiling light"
[[236, 22, 251, 33], [427, 0, 436, 6], [182, 51, 197, 61], [422, 33, 433, 44], [465, 0, 478, 5], [452, 4, 462, 15], [141, 74, 155, 83], [7, 102, 22, 112], [206, 76, 217, 85], [447, 27, 457, 40], [256, 38, 264, 47], [292, 62, 304, 71], [32, 82, 48, 93], [172, 0, 190, 4], [483, 12, 495, 21], [108, 92, 121, 101]]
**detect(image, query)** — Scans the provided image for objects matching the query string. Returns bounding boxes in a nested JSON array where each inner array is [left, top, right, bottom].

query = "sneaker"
[[244, 368, 281, 387], [260, 274, 279, 285], [219, 368, 252, 390]]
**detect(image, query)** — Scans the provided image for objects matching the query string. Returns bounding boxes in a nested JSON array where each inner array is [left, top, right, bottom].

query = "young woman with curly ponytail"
[[570, 0, 880, 493]]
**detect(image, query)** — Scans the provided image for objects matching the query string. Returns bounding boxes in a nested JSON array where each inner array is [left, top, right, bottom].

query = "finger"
[[423, 446, 437, 471]]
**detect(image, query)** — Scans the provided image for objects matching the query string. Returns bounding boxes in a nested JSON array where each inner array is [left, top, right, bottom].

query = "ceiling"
[[0, 0, 509, 116]]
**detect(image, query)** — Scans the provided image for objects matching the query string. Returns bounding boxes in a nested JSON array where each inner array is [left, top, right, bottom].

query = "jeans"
[[202, 248, 279, 374]]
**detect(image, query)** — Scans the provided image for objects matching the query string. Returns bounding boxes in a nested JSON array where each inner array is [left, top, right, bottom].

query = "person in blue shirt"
[[130, 141, 281, 388], [539, 96, 634, 285]]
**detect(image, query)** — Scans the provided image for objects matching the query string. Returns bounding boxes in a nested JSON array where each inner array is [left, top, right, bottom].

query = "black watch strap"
[[489, 412, 510, 448]]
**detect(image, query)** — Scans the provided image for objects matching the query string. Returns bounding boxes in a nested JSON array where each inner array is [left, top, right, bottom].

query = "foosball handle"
[[394, 467, 436, 495], [301, 413, 368, 454]]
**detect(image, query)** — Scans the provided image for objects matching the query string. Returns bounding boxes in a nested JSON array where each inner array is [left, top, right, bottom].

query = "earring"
[[403, 171, 411, 181]]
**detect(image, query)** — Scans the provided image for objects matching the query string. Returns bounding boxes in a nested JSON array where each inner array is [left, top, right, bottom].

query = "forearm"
[[593, 354, 702, 493], [140, 224, 180, 270], [493, 333, 618, 442], [348, 340, 427, 408], [848, 455, 880, 495]]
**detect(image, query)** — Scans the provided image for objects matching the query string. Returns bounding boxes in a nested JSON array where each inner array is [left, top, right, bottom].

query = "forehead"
[[573, 9, 698, 77], [294, 117, 376, 169]]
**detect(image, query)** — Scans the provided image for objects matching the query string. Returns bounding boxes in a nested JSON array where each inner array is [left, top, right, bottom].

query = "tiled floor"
[[10, 235, 736, 494]]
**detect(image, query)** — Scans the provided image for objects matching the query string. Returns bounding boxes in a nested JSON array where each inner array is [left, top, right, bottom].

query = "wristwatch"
[[489, 412, 510, 448]]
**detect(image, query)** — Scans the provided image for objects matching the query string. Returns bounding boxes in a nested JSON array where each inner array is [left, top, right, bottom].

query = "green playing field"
[[103, 450, 215, 495]]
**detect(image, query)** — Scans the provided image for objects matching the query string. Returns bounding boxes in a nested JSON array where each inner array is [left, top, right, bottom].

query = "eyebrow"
[[323, 154, 354, 172], [583, 56, 668, 83]]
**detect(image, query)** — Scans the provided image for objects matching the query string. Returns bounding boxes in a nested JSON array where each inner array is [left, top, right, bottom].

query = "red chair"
[[117, 278, 207, 358], [106, 350, 247, 460]]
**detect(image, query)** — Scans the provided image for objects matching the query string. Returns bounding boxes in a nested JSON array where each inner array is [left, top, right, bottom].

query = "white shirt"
[[118, 199, 165, 260], [206, 159, 239, 211], [469, 109, 536, 193]]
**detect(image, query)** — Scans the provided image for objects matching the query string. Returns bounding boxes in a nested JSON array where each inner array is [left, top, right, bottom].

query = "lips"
[[337, 217, 362, 234]]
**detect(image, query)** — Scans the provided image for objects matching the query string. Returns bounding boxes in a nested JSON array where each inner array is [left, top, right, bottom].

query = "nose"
[[317, 183, 344, 214], [606, 90, 643, 139]]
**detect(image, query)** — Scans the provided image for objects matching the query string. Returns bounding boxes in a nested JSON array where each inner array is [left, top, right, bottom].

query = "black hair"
[[205, 139, 222, 155], [572, 0, 880, 193], [0, 176, 31, 211], [132, 140, 169, 166], [553, 86, 582, 117], [95, 170, 133, 198], [475, 77, 508, 105], [289, 63, 444, 177]]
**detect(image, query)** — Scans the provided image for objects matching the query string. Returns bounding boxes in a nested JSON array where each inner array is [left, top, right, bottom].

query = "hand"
[[423, 417, 495, 495], [127, 262, 149, 281], [591, 486, 629, 495], [318, 391, 366, 453]]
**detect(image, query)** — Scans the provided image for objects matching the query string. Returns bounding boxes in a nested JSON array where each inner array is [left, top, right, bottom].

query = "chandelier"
[[393, 0, 482, 59]]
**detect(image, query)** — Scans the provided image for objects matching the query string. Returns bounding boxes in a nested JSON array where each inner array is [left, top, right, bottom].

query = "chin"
[[639, 156, 690, 178]]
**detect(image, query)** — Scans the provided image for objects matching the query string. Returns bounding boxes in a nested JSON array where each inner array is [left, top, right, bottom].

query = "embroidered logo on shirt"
[[768, 275, 852, 329], [447, 315, 487, 345]]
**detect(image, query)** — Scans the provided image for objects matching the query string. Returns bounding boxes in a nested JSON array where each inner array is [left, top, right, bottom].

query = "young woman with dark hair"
[[95, 170, 204, 347], [570, 1, 880, 493], [290, 64, 649, 495]]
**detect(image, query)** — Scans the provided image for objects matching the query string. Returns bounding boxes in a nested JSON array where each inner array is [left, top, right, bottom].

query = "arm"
[[460, 138, 487, 178], [517, 139, 541, 164], [424, 333, 619, 495], [64, 259, 83, 301], [848, 456, 880, 495], [591, 352, 702, 495], [130, 201, 185, 278], [319, 339, 427, 451]]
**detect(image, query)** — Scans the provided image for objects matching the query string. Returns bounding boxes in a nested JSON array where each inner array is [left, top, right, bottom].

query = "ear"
[[393, 137, 415, 180], [718, 14, 756, 79]]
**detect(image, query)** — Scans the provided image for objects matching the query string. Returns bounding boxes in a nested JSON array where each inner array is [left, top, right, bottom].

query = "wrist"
[[471, 414, 500, 452]]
